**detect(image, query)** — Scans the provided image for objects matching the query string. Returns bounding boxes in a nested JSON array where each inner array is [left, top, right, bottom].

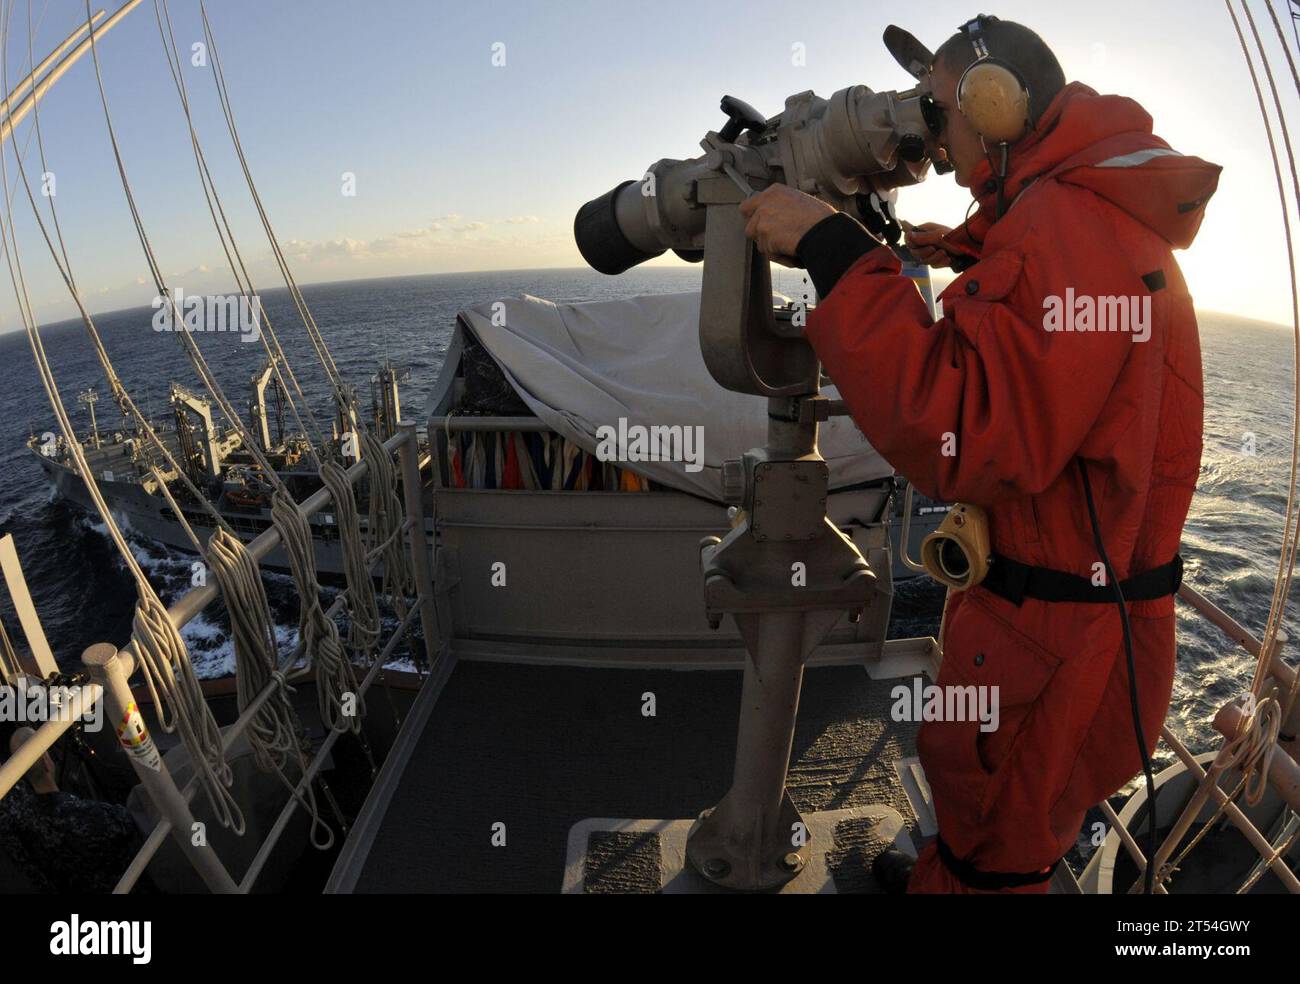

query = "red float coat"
[[803, 83, 1220, 892]]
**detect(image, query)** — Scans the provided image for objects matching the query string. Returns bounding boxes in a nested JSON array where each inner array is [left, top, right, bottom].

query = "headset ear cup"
[[957, 60, 1031, 144]]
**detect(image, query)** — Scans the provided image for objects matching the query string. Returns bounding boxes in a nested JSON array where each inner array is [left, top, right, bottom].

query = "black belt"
[[936, 836, 1059, 891], [982, 553, 1183, 608]]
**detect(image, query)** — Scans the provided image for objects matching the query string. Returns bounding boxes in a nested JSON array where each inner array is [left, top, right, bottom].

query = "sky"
[[0, 0, 1298, 329]]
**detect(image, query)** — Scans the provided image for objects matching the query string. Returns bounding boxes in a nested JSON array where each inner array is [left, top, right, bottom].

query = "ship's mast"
[[370, 361, 403, 442], [76, 387, 100, 449], [249, 360, 276, 453], [170, 383, 222, 483]]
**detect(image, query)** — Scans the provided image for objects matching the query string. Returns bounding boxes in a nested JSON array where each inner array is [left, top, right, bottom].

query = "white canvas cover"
[[459, 291, 894, 501]]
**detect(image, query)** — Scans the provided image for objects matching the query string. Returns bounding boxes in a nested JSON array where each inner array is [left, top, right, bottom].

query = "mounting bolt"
[[779, 852, 804, 873], [704, 858, 731, 879]]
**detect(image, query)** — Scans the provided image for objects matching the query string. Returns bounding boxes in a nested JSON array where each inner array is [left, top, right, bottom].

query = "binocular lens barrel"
[[574, 180, 665, 276]]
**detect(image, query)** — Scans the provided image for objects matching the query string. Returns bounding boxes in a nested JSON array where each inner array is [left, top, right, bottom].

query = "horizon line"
[[0, 264, 1292, 337]]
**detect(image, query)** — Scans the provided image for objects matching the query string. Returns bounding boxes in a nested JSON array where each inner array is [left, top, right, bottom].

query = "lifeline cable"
[[153, 0, 392, 706], [1238, 0, 1300, 709], [82, 0, 365, 734], [0, 0, 242, 831], [1221, 0, 1300, 816], [1255, 0, 1300, 723], [197, 0, 414, 633], [150, 0, 329, 463], [192, 0, 413, 663], [11, 1, 329, 836]]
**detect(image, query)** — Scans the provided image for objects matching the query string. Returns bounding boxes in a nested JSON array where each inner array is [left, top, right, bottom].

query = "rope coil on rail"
[[321, 458, 382, 655], [271, 489, 362, 735], [206, 528, 334, 849], [362, 429, 414, 611]]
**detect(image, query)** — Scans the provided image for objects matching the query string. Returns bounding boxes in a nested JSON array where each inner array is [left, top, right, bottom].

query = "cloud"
[[506, 215, 541, 225], [282, 238, 369, 262]]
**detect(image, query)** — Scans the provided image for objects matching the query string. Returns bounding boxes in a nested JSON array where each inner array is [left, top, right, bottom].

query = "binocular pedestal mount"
[[684, 400, 875, 890]]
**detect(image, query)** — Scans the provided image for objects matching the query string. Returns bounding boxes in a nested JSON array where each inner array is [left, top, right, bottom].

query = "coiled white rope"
[[321, 459, 381, 655], [271, 490, 362, 735], [1223, 0, 1300, 795], [206, 528, 333, 849], [131, 592, 243, 832], [362, 429, 414, 612], [201, 1, 418, 669]]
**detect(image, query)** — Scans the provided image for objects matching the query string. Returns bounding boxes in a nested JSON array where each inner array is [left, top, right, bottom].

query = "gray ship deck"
[[329, 660, 924, 893]]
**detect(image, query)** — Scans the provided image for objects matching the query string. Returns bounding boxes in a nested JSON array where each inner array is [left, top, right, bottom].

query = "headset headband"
[[963, 16, 992, 61]]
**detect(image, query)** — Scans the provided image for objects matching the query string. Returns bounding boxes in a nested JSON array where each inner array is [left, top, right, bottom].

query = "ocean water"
[[0, 267, 1294, 761]]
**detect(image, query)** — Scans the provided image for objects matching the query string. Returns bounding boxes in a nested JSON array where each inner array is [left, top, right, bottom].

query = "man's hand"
[[739, 185, 836, 267], [901, 221, 958, 269]]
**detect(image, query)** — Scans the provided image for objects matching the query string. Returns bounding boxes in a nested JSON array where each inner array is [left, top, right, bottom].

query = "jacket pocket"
[[917, 589, 1063, 822], [944, 249, 1027, 348]]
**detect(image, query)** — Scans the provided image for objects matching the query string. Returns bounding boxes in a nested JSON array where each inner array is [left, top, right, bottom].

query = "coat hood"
[[964, 83, 1222, 250]]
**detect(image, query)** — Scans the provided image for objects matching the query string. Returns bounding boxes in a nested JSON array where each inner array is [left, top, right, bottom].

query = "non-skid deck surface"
[[352, 661, 922, 893]]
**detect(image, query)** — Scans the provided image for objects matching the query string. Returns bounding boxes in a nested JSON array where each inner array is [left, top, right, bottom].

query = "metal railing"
[[2, 421, 438, 893], [1098, 583, 1300, 893]]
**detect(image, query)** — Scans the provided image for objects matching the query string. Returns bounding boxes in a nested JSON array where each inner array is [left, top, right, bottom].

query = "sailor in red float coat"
[[740, 62, 1219, 890]]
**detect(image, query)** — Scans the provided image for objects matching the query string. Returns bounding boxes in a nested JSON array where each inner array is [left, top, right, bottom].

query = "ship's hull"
[[31, 446, 391, 578]]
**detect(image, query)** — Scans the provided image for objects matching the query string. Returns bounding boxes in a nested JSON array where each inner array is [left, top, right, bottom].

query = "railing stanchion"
[[81, 643, 239, 894], [398, 420, 439, 666]]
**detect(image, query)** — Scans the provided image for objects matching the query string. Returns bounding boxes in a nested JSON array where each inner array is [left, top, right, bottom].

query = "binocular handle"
[[718, 95, 767, 144]]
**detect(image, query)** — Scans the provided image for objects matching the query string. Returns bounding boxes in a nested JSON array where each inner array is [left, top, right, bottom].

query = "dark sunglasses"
[[920, 94, 945, 137]]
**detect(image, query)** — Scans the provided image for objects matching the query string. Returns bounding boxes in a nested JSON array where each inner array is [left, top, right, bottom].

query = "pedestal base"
[[563, 805, 915, 894]]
